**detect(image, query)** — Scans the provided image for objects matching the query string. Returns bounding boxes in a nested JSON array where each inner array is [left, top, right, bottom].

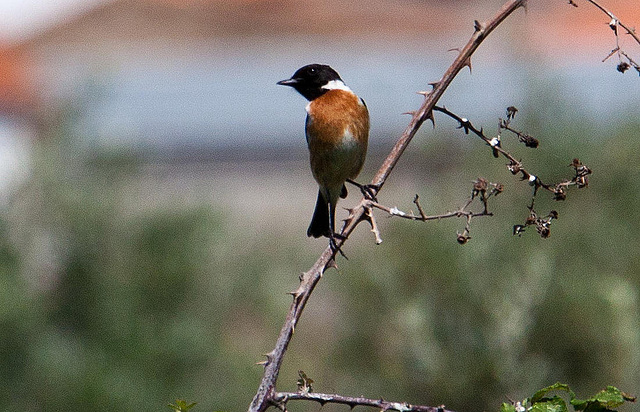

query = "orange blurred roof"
[[0, 43, 35, 115], [527, 0, 640, 59], [0, 0, 637, 117]]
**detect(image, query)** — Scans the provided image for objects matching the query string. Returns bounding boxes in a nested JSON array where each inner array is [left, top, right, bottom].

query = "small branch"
[[580, 0, 640, 46], [572, 0, 639, 74], [433, 105, 592, 238], [372, 179, 499, 244], [513, 209, 558, 238], [432, 105, 592, 203], [373, 201, 493, 222], [273, 391, 455, 412]]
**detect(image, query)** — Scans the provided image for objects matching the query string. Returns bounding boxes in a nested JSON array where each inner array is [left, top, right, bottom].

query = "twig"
[[373, 201, 493, 222], [248, 1, 527, 411], [580, 0, 640, 46], [371, 179, 501, 244], [432, 105, 591, 203], [433, 105, 591, 238], [572, 0, 639, 74], [273, 391, 455, 412]]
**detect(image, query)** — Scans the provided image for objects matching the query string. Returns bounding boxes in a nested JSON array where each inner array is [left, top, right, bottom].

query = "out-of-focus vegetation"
[[1, 106, 638, 412]]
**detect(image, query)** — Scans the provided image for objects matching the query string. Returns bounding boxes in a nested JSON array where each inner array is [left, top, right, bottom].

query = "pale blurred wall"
[[3, 0, 637, 156]]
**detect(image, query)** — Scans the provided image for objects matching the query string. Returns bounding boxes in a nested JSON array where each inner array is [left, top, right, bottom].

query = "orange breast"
[[306, 89, 369, 148], [305, 89, 370, 193]]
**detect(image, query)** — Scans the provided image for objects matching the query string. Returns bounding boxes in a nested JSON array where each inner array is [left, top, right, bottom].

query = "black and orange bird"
[[278, 64, 370, 241]]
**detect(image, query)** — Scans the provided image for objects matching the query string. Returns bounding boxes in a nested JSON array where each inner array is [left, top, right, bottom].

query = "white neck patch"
[[321, 79, 352, 92]]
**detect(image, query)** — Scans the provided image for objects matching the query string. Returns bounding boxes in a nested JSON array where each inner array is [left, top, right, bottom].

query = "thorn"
[[428, 81, 440, 89], [417, 90, 431, 96], [464, 56, 472, 74], [364, 206, 383, 245], [403, 110, 417, 116], [325, 258, 338, 272], [257, 352, 274, 367], [425, 110, 435, 128], [288, 287, 302, 301]]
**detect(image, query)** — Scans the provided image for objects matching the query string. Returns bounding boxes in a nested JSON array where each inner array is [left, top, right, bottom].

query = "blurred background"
[[0, 0, 639, 411]]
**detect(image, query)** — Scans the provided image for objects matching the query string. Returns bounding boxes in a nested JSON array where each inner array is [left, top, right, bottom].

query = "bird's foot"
[[329, 232, 348, 259], [346, 179, 379, 202]]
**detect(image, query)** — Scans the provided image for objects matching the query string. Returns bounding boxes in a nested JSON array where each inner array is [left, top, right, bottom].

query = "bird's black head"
[[277, 64, 343, 101]]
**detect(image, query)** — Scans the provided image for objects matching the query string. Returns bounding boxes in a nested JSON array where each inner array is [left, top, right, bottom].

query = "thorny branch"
[[273, 391, 456, 412], [247, 1, 528, 411], [371, 179, 503, 245]]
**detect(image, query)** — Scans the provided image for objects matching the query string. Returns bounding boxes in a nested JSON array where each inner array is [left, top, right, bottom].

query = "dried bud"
[[525, 212, 537, 226], [473, 177, 488, 193], [537, 225, 551, 238], [521, 135, 539, 148], [506, 106, 518, 119], [508, 162, 521, 175], [549, 210, 559, 219], [457, 233, 471, 245], [617, 62, 631, 73], [575, 163, 592, 177], [553, 187, 567, 201], [492, 183, 504, 195], [576, 175, 589, 188]]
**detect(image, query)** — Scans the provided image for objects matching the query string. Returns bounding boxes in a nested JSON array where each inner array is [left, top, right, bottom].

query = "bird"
[[277, 64, 370, 241]]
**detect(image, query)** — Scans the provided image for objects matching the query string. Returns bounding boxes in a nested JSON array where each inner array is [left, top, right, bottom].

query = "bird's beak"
[[277, 78, 298, 87]]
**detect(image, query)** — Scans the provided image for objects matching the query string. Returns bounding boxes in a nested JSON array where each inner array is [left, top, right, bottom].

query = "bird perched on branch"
[[278, 64, 370, 242]]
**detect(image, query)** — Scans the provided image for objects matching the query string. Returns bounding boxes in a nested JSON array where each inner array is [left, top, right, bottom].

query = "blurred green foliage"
[[1, 110, 638, 412]]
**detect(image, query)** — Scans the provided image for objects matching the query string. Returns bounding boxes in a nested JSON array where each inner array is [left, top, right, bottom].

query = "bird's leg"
[[327, 203, 348, 259]]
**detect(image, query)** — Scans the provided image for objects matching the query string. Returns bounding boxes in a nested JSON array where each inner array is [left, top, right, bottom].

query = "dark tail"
[[307, 190, 331, 238]]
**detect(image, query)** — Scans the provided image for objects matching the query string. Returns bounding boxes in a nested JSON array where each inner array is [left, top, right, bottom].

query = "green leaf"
[[571, 386, 636, 411], [531, 383, 575, 405], [500, 402, 517, 412], [296, 370, 314, 394], [530, 395, 569, 412], [168, 399, 197, 412]]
